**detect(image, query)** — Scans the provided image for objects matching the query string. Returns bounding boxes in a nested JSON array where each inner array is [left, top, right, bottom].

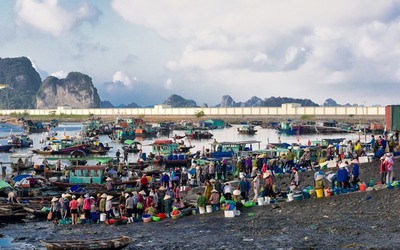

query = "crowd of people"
[[44, 132, 399, 225]]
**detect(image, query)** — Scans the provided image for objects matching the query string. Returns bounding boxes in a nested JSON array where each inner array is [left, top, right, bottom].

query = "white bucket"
[[287, 193, 294, 202], [241, 200, 245, 204], [206, 205, 213, 213], [257, 197, 264, 205], [264, 197, 271, 204], [239, 172, 245, 179], [199, 207, 205, 214], [100, 213, 106, 222]]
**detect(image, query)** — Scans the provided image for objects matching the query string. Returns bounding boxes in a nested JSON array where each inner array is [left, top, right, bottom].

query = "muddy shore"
[[2, 159, 400, 249]]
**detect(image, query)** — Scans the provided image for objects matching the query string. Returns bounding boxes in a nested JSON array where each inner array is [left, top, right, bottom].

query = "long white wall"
[[0, 103, 386, 117]]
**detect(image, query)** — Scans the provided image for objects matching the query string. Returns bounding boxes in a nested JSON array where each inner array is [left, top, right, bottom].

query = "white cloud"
[[253, 52, 269, 64], [164, 78, 173, 89], [5, 1, 400, 106], [15, 0, 96, 36], [50, 70, 67, 79], [112, 71, 136, 90]]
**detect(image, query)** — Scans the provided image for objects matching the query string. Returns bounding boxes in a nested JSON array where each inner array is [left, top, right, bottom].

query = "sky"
[[1, 0, 400, 107]]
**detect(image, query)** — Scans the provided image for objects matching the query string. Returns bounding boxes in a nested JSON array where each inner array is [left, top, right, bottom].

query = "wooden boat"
[[185, 130, 213, 140], [22, 119, 51, 134], [40, 235, 133, 250], [23, 203, 50, 219], [0, 144, 13, 152], [210, 140, 261, 158], [122, 140, 141, 153], [50, 179, 138, 189], [0, 203, 28, 223], [7, 133, 33, 148], [237, 124, 257, 135], [10, 153, 35, 172]]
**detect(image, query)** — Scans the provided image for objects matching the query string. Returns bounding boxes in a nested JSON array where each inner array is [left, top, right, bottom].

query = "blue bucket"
[[302, 191, 310, 199]]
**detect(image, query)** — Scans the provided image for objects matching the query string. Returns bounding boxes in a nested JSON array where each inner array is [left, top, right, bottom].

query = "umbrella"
[[0, 180, 11, 189], [124, 140, 140, 145]]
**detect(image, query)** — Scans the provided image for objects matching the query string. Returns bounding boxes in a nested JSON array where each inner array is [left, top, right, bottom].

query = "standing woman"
[[204, 180, 212, 201], [105, 195, 114, 223], [83, 194, 92, 224], [50, 197, 60, 220], [262, 171, 274, 197], [69, 195, 79, 225], [385, 153, 394, 184]]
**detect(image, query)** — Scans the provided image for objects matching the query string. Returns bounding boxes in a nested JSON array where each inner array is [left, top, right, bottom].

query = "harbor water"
[[0, 122, 365, 169]]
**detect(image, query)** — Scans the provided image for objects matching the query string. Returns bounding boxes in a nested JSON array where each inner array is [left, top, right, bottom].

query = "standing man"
[[123, 147, 129, 163], [116, 149, 121, 163]]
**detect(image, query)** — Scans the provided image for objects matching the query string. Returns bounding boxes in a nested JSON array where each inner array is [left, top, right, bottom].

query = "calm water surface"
[[0, 122, 365, 167]]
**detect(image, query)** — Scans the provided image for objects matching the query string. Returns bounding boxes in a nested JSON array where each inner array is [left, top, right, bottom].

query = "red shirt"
[[140, 177, 148, 186], [70, 199, 78, 210]]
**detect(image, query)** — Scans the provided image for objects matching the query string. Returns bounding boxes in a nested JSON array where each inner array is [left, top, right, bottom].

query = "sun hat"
[[139, 190, 146, 195], [210, 179, 216, 183], [164, 195, 171, 200], [84, 193, 89, 198], [61, 194, 65, 198], [51, 197, 58, 202], [106, 177, 112, 181], [106, 195, 113, 201], [315, 174, 324, 181], [263, 171, 271, 178], [211, 189, 218, 193], [132, 191, 138, 195], [90, 196, 94, 200], [72, 195, 76, 199], [304, 148, 310, 152], [159, 186, 166, 191], [233, 190, 241, 196], [125, 193, 130, 198], [288, 146, 292, 150], [339, 162, 346, 168], [328, 144, 333, 148], [65, 193, 71, 198], [100, 193, 107, 198]]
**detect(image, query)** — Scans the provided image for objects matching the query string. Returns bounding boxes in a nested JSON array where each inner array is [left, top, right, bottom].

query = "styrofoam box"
[[224, 210, 235, 218]]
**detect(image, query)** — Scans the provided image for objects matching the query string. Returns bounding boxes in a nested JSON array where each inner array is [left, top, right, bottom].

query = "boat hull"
[[40, 235, 133, 250]]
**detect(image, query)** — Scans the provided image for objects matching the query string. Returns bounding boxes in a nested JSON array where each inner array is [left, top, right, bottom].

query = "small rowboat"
[[40, 235, 133, 250]]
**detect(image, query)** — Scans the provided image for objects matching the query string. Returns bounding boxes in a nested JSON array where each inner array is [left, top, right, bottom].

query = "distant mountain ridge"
[[0, 56, 364, 109], [0, 57, 42, 109], [36, 72, 100, 109]]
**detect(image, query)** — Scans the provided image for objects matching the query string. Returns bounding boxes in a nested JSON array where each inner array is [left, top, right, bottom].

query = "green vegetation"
[[195, 110, 205, 118], [301, 114, 314, 120], [8, 113, 90, 121]]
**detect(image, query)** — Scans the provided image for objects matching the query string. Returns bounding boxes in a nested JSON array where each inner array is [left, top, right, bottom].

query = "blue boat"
[[0, 144, 12, 152]]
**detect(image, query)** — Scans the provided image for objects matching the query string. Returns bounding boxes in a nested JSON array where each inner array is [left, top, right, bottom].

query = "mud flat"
[[2, 159, 400, 249]]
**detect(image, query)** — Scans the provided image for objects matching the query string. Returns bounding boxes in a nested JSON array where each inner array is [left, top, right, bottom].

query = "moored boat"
[[0, 144, 13, 152], [40, 235, 133, 250], [7, 133, 33, 148], [237, 124, 257, 135]]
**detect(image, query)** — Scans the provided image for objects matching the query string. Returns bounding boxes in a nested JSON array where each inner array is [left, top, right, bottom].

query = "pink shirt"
[[83, 198, 92, 210]]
